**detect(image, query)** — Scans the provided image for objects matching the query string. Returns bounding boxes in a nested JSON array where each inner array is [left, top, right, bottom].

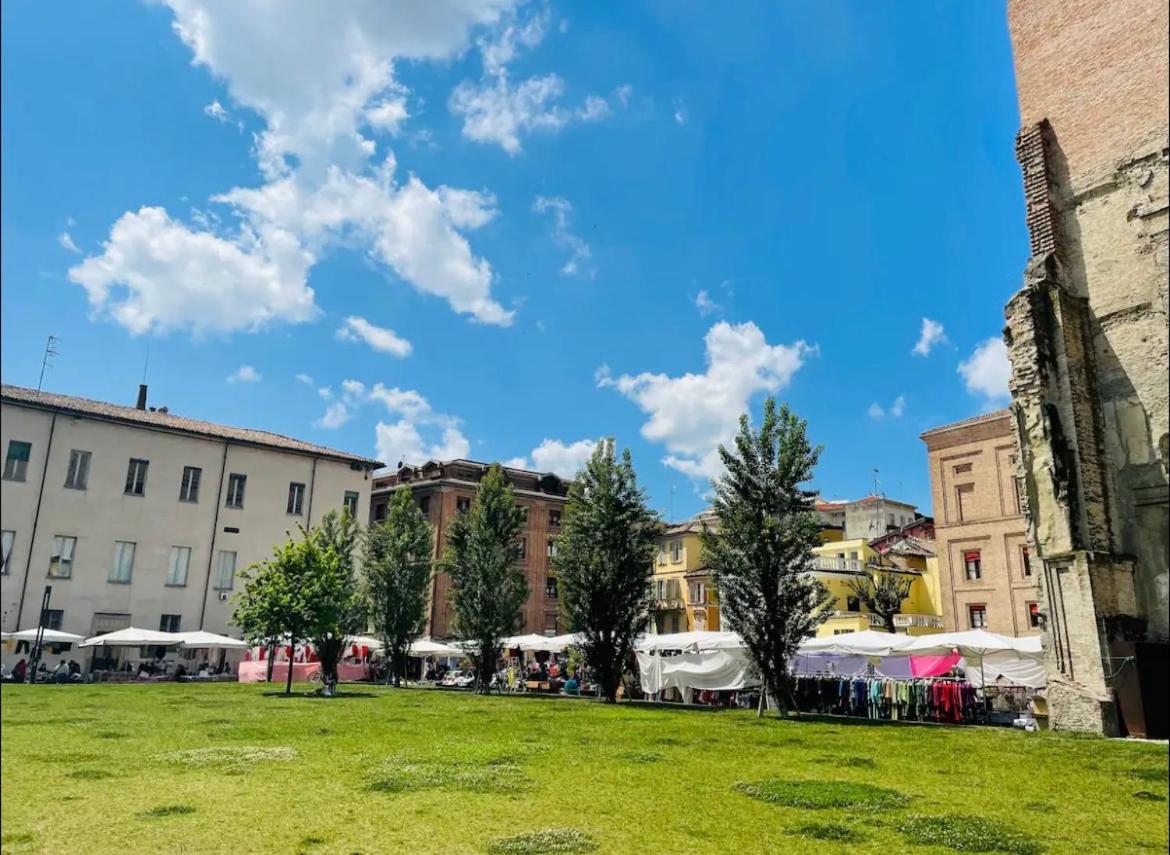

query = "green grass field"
[[1, 683, 1166, 854]]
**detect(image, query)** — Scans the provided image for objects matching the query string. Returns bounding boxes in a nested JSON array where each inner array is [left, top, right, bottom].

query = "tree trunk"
[[266, 641, 276, 682], [884, 614, 897, 634], [284, 640, 295, 696]]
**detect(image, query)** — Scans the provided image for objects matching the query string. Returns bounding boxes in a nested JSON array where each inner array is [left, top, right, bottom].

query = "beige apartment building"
[[921, 410, 1041, 636], [0, 384, 381, 646]]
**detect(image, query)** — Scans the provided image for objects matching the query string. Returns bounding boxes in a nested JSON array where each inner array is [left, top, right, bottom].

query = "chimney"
[[136, 384, 148, 410]]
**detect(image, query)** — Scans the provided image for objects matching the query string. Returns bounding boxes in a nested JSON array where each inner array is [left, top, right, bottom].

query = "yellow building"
[[649, 516, 719, 634], [810, 538, 944, 637]]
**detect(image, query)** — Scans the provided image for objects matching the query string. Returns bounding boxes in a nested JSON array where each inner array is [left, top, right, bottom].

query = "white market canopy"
[[174, 631, 249, 650], [502, 633, 565, 653], [635, 631, 747, 653], [548, 633, 584, 652], [346, 635, 385, 650], [797, 630, 917, 657], [80, 627, 184, 647], [900, 629, 1043, 658], [409, 638, 466, 658], [5, 628, 86, 643]]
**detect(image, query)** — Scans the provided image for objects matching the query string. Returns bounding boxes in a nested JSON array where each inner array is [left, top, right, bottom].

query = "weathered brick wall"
[[1008, 0, 1168, 179]]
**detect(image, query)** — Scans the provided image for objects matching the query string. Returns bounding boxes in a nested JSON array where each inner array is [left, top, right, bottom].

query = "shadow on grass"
[[140, 805, 196, 819], [260, 691, 375, 699], [734, 779, 909, 810], [486, 828, 596, 854], [786, 823, 865, 844]]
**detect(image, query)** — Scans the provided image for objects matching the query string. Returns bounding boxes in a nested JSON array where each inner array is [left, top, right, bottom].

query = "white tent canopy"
[[501, 633, 564, 653], [635, 631, 746, 653], [346, 635, 385, 650], [80, 627, 183, 647], [5, 628, 86, 643], [547, 633, 584, 652], [900, 629, 1043, 657], [797, 630, 917, 657], [636, 647, 757, 696], [175, 631, 249, 650], [409, 638, 465, 658]]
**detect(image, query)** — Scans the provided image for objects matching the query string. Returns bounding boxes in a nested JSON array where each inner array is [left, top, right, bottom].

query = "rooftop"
[[1, 384, 383, 468], [920, 408, 1012, 439]]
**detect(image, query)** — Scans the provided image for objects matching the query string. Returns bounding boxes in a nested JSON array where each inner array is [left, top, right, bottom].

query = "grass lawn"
[[1, 683, 1167, 854]]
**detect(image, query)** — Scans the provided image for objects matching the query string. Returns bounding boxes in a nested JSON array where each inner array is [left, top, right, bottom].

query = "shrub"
[[897, 814, 1043, 854], [786, 823, 864, 843], [140, 805, 196, 818]]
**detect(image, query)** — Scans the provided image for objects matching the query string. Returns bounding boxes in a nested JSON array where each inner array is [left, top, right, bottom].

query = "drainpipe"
[[305, 457, 318, 525], [198, 442, 230, 630], [15, 413, 57, 629]]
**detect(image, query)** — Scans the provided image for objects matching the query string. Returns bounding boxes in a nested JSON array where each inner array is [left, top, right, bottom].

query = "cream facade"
[[921, 410, 1041, 637], [0, 385, 381, 646]]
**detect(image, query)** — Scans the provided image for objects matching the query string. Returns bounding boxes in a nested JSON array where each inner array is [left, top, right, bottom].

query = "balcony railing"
[[894, 613, 944, 629], [827, 610, 885, 627], [811, 556, 863, 573], [650, 597, 686, 610]]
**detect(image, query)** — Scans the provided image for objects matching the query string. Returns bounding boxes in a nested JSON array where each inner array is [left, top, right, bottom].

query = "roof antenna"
[[142, 341, 151, 384], [37, 335, 60, 392]]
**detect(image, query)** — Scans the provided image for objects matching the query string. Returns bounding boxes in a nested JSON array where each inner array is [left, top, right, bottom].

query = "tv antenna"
[[37, 335, 60, 392]]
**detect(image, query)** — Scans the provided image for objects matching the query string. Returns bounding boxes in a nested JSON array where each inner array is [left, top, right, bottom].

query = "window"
[[419, 496, 431, 516], [849, 550, 859, 560], [48, 536, 77, 578], [655, 579, 666, 600], [549, 509, 561, 528], [691, 583, 707, 604], [124, 458, 149, 496], [846, 595, 861, 613], [287, 482, 305, 515], [456, 496, 471, 514], [343, 491, 359, 517], [373, 503, 387, 522], [1028, 602, 1041, 628], [179, 466, 202, 502], [64, 449, 91, 490], [545, 576, 558, 599], [1, 530, 14, 575], [110, 541, 135, 583], [964, 550, 982, 581], [953, 462, 973, 475], [546, 539, 558, 558], [1013, 476, 1025, 515], [225, 473, 246, 508], [955, 483, 974, 522], [1021, 546, 1033, 578], [516, 504, 529, 523], [968, 604, 988, 629], [670, 540, 682, 563], [42, 609, 64, 631], [215, 550, 237, 590], [159, 614, 182, 633], [518, 537, 528, 560], [4, 440, 32, 481], [669, 614, 680, 633], [657, 544, 667, 566], [543, 613, 559, 636], [167, 546, 191, 587]]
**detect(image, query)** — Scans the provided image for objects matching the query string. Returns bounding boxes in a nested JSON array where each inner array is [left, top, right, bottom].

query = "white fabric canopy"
[[797, 630, 917, 657], [409, 638, 465, 657], [6, 628, 86, 643], [636, 647, 758, 694], [346, 635, 385, 649], [175, 631, 249, 650], [900, 629, 1042, 657], [502, 633, 564, 652], [635, 631, 746, 653], [964, 651, 1046, 689], [791, 653, 915, 679], [547, 633, 584, 652], [80, 627, 182, 647]]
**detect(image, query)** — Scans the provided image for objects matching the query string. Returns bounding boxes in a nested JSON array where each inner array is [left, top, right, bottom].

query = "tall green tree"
[[847, 564, 914, 634], [554, 439, 658, 703], [365, 488, 434, 686], [445, 464, 527, 693], [312, 510, 366, 691], [701, 398, 831, 717]]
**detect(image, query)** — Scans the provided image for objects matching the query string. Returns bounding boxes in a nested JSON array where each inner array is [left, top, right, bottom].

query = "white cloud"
[[959, 338, 1011, 404], [507, 438, 597, 478], [868, 394, 907, 419], [913, 317, 948, 356], [295, 372, 314, 385], [601, 321, 814, 479], [58, 232, 81, 254], [68, 206, 317, 336], [203, 100, 230, 123], [227, 364, 261, 383], [673, 98, 687, 126], [450, 9, 611, 154], [336, 315, 412, 357], [72, 2, 516, 337], [315, 401, 351, 429], [614, 84, 633, 108], [695, 289, 721, 317], [532, 195, 592, 276]]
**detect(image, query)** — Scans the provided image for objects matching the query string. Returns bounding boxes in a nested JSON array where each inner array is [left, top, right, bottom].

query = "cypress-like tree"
[[365, 488, 434, 686], [701, 398, 831, 717], [445, 464, 527, 693], [554, 439, 658, 703]]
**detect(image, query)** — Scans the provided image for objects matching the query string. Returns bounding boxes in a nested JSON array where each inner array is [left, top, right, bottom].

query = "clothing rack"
[[792, 674, 982, 724]]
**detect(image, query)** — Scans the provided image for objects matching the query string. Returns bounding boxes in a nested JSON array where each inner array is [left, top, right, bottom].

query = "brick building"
[[921, 410, 1041, 637], [1002, 0, 1168, 735], [369, 459, 570, 640]]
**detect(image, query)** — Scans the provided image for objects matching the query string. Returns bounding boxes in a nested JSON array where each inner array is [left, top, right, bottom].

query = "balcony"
[[894, 613, 944, 629], [651, 597, 686, 611], [811, 556, 863, 573], [827, 610, 885, 627]]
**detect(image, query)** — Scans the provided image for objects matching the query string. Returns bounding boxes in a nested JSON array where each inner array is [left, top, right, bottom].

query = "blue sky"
[[1, 1, 1025, 521]]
